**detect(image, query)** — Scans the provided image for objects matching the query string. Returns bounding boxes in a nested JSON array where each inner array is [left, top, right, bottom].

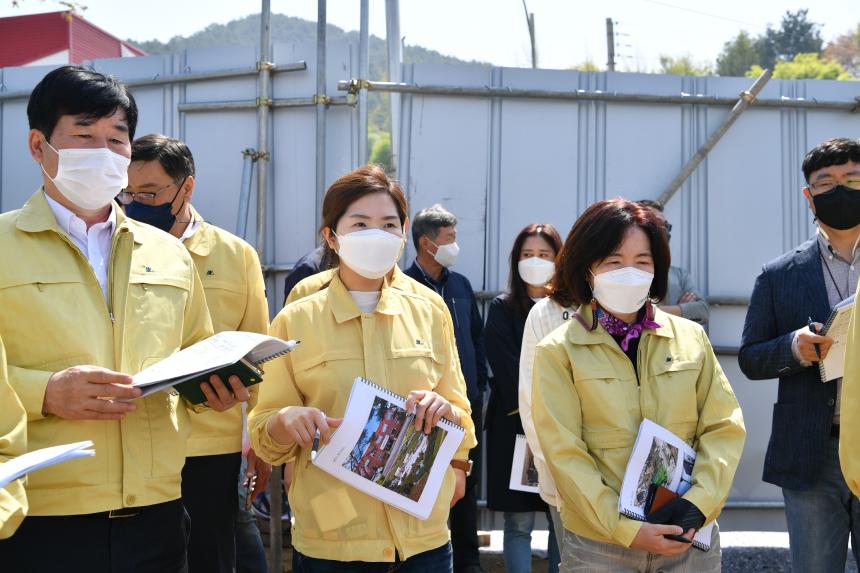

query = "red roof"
[[0, 11, 145, 68]]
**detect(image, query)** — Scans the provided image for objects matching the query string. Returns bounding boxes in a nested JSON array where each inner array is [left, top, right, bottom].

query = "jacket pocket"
[[144, 390, 187, 478], [203, 281, 246, 332], [386, 346, 443, 395], [125, 275, 191, 367], [575, 368, 637, 431], [650, 359, 701, 423]]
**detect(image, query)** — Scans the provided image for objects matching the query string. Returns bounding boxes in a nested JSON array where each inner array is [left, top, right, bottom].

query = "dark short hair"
[[27, 65, 138, 142], [131, 134, 196, 181], [802, 138, 860, 182], [554, 198, 670, 307], [504, 223, 563, 319], [411, 204, 458, 249]]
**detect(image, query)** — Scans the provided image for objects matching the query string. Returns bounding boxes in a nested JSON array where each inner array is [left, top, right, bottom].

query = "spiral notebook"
[[818, 295, 855, 383], [312, 377, 466, 520], [509, 434, 540, 493], [618, 419, 715, 551], [131, 331, 299, 404]]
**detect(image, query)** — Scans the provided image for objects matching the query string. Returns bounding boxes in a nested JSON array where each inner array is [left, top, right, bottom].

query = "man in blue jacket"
[[405, 204, 488, 573], [740, 137, 860, 573]]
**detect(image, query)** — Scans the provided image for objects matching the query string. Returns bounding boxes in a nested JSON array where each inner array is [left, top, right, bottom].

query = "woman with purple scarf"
[[530, 199, 745, 573]]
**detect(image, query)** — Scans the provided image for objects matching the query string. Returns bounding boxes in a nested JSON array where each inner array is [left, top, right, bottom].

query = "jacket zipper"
[[54, 231, 115, 323]]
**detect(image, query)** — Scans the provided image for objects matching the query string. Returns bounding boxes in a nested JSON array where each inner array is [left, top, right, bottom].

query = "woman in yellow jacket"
[[0, 334, 27, 540], [249, 165, 476, 572], [532, 199, 745, 572]]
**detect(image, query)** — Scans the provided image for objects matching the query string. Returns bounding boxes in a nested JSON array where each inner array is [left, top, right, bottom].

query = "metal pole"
[[522, 0, 536, 69], [335, 78, 855, 111], [656, 68, 772, 207], [176, 96, 352, 113], [0, 62, 307, 101], [385, 0, 402, 172], [316, 0, 328, 237], [257, 3, 279, 572], [358, 0, 370, 165], [606, 18, 616, 72]]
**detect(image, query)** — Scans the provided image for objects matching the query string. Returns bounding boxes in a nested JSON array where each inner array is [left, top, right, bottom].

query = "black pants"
[[182, 452, 243, 573], [0, 499, 189, 573], [450, 398, 483, 572]]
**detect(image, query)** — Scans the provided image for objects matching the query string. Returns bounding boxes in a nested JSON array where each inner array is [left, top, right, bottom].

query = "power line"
[[640, 0, 757, 27]]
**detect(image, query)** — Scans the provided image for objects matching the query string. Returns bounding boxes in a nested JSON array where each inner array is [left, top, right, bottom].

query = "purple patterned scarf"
[[596, 305, 662, 351]]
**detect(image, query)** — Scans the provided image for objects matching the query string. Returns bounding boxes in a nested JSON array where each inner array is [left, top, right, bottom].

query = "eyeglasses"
[[809, 179, 860, 194], [116, 180, 181, 205]]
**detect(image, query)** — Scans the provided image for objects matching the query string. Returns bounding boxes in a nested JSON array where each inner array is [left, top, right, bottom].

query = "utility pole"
[[606, 17, 616, 72], [522, 0, 537, 68]]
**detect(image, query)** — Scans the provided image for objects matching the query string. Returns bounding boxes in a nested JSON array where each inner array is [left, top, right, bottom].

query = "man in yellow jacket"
[[840, 280, 860, 497], [124, 134, 271, 573], [0, 335, 27, 540], [0, 66, 249, 572]]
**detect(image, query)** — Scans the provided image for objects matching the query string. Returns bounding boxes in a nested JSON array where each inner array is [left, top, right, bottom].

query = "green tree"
[[747, 53, 855, 80], [369, 133, 392, 171], [756, 9, 823, 69], [716, 31, 761, 77], [658, 55, 712, 76], [823, 24, 860, 76]]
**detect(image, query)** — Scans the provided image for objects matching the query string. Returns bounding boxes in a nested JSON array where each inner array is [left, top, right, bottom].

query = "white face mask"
[[430, 240, 460, 268], [591, 266, 654, 315], [518, 256, 555, 286], [335, 228, 404, 279], [42, 141, 130, 211]]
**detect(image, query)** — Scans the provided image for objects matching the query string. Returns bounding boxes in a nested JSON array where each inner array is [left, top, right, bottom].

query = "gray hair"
[[411, 203, 458, 248]]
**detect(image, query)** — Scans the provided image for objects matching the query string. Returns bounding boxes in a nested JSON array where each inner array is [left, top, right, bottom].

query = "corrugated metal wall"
[[2, 44, 860, 530]]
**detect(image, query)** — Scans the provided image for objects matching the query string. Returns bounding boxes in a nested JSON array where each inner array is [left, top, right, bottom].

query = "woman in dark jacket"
[[486, 223, 563, 573]]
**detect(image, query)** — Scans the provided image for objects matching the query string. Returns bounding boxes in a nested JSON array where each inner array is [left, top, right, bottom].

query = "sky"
[[2, 0, 859, 71]]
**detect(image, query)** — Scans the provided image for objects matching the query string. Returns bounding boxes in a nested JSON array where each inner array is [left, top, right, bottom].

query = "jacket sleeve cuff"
[[7, 365, 52, 421], [611, 516, 643, 547], [0, 482, 27, 540], [249, 411, 298, 466], [790, 331, 813, 367]]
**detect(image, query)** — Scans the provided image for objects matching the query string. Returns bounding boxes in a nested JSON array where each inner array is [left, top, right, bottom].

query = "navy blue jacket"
[[404, 261, 488, 402], [739, 237, 836, 491]]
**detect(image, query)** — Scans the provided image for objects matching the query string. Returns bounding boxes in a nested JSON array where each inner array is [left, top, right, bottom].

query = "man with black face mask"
[[740, 137, 860, 573]]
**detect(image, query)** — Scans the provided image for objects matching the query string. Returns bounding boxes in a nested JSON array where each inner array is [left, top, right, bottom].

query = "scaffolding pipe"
[[176, 96, 352, 113], [337, 78, 860, 111], [316, 0, 328, 236], [358, 0, 370, 165], [656, 69, 772, 207], [0, 62, 307, 102], [385, 0, 402, 172]]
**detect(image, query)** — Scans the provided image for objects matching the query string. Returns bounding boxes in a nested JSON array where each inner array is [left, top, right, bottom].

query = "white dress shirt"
[[44, 193, 116, 303]]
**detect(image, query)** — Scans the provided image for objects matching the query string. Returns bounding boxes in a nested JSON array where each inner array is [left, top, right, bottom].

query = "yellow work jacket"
[[184, 207, 269, 456], [840, 280, 860, 496], [249, 272, 475, 562], [0, 335, 27, 538], [0, 189, 213, 515], [532, 304, 745, 548]]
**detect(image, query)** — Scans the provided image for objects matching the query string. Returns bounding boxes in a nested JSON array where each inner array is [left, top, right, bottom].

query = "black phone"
[[663, 533, 692, 544]]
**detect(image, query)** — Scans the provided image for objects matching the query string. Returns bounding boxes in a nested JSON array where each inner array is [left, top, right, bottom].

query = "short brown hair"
[[553, 198, 670, 307], [320, 165, 408, 265]]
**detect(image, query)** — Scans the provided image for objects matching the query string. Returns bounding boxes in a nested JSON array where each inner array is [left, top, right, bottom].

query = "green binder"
[[173, 357, 265, 406]]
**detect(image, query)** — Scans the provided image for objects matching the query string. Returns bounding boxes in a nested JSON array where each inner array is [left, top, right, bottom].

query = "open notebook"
[[312, 377, 465, 520], [132, 331, 298, 404], [618, 419, 715, 551], [0, 441, 95, 488]]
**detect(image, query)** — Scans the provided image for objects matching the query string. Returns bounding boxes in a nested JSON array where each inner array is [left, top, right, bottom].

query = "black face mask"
[[813, 185, 860, 231]]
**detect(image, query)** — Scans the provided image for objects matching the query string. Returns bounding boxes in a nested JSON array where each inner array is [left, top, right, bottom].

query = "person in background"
[[532, 199, 745, 572], [404, 203, 488, 573], [485, 224, 563, 573], [0, 65, 246, 572], [0, 335, 27, 540], [740, 138, 860, 573], [636, 200, 709, 325], [283, 244, 331, 306], [249, 165, 476, 572], [123, 134, 271, 573], [518, 229, 576, 556]]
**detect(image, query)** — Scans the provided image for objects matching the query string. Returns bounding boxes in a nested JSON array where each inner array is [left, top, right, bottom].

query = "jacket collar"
[[328, 270, 403, 324], [567, 302, 673, 346], [16, 188, 143, 244], [182, 205, 211, 256], [793, 236, 833, 319]]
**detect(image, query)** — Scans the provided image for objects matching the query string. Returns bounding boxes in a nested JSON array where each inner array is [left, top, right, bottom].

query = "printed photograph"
[[342, 396, 447, 502], [634, 436, 679, 508], [520, 442, 539, 488]]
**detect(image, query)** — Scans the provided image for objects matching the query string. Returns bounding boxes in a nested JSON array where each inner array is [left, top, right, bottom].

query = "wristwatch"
[[450, 459, 473, 477]]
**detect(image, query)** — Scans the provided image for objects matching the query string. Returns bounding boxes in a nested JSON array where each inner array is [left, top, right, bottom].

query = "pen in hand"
[[310, 427, 321, 461], [808, 317, 822, 361]]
